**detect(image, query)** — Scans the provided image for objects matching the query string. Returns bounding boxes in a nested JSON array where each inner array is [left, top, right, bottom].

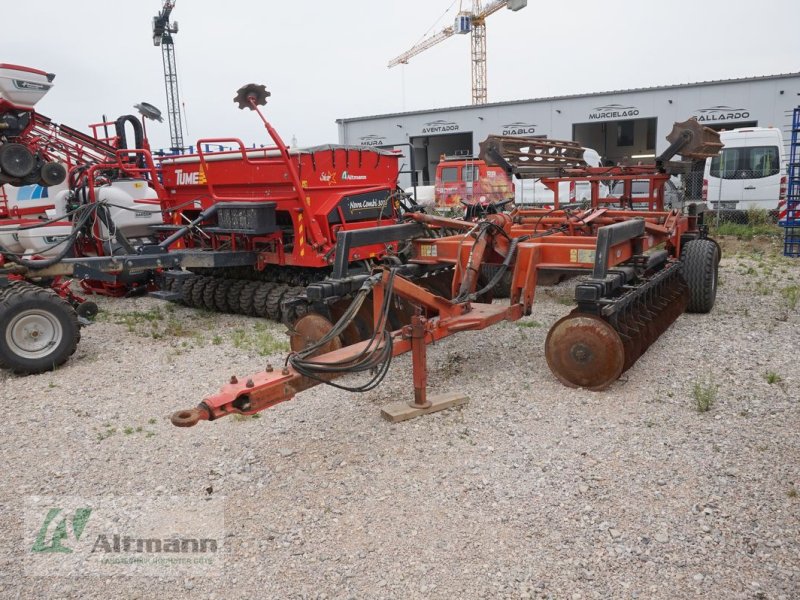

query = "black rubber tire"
[[227, 280, 249, 314], [239, 281, 261, 316], [252, 282, 276, 318], [191, 276, 209, 308], [214, 279, 235, 313], [0, 281, 80, 374], [202, 278, 222, 311], [180, 275, 199, 306], [682, 239, 719, 313], [0, 143, 35, 178], [40, 162, 67, 187], [479, 264, 511, 298], [280, 286, 305, 324], [265, 285, 289, 321]]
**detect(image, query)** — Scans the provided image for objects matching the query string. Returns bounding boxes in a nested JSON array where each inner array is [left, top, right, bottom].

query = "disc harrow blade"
[[545, 271, 690, 390]]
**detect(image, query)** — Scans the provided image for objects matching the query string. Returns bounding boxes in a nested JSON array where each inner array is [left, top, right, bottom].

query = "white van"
[[702, 127, 786, 211]]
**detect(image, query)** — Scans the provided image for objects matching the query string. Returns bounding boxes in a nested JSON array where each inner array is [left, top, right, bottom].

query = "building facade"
[[336, 73, 800, 190]]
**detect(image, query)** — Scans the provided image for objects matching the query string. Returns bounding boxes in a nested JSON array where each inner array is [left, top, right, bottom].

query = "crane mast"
[[153, 0, 185, 152]]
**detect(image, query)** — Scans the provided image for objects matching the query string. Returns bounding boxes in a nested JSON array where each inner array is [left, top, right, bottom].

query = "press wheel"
[[545, 313, 625, 391]]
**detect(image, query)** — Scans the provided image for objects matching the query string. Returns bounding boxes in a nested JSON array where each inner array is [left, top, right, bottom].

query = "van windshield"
[[709, 146, 780, 179]]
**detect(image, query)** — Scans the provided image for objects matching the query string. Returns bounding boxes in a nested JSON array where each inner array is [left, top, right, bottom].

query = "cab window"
[[462, 165, 481, 181], [440, 166, 459, 183]]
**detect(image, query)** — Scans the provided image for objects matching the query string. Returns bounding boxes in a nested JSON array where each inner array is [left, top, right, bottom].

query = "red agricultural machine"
[[0, 73, 723, 422], [169, 112, 724, 426], [0, 81, 421, 373]]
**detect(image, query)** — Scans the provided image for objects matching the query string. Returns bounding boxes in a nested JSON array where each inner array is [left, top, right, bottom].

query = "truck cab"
[[434, 155, 514, 209]]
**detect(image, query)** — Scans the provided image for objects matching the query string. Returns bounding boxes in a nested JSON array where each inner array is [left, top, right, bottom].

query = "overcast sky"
[[5, 0, 798, 150]]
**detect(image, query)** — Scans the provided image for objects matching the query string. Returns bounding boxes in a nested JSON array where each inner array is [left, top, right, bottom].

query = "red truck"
[[433, 155, 514, 209]]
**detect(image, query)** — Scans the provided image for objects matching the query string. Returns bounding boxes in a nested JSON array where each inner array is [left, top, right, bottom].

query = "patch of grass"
[[211, 335, 223, 345], [104, 307, 194, 339], [747, 207, 771, 226], [710, 221, 782, 240], [100, 421, 156, 441], [692, 378, 718, 413], [789, 486, 798, 498], [148, 418, 157, 425], [765, 371, 783, 385], [518, 320, 542, 328], [232, 413, 261, 422], [781, 285, 799, 311], [754, 280, 773, 296], [97, 426, 116, 441], [230, 323, 289, 356]]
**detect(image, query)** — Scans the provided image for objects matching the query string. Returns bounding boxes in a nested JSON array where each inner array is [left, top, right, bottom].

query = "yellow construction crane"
[[388, 0, 527, 105]]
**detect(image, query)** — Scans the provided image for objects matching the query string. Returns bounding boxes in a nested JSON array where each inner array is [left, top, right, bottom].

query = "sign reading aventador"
[[422, 120, 460, 134], [695, 105, 751, 122], [502, 122, 537, 135], [589, 104, 640, 120]]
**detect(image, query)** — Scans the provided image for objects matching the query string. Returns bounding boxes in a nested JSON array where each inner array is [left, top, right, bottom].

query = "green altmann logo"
[[31, 508, 93, 553]]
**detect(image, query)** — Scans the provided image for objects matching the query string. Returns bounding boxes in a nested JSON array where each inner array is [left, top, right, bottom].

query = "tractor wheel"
[[265, 285, 289, 321], [191, 276, 209, 308], [214, 279, 234, 313], [682, 239, 719, 313], [202, 278, 222, 311], [239, 281, 261, 316], [226, 280, 249, 314], [180, 275, 199, 306], [0, 281, 80, 374]]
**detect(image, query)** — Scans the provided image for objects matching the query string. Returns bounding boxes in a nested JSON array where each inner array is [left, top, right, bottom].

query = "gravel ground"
[[1, 237, 799, 599]]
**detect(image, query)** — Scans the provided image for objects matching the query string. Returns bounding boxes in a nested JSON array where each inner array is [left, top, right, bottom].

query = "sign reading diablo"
[[695, 106, 751, 122], [502, 122, 536, 135], [589, 104, 640, 120], [422, 120, 460, 134]]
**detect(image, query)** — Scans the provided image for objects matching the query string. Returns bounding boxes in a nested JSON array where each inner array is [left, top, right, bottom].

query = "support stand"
[[380, 311, 468, 423]]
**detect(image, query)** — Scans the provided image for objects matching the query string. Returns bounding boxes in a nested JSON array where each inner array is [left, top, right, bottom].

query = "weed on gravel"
[[230, 322, 288, 356], [692, 377, 718, 413]]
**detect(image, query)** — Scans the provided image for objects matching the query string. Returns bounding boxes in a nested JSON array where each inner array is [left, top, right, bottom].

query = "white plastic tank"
[[95, 179, 162, 238], [17, 224, 72, 258], [5, 180, 67, 217], [0, 225, 25, 253], [0, 64, 54, 108]]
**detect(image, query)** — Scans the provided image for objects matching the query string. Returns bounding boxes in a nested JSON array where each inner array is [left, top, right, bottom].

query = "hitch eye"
[[232, 394, 252, 412]]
